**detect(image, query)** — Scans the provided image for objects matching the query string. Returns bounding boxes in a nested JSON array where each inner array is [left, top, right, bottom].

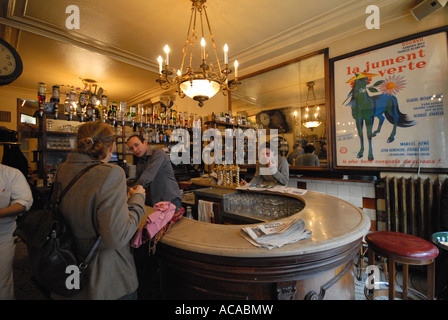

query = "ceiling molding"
[[125, 86, 168, 105], [235, 3, 414, 78]]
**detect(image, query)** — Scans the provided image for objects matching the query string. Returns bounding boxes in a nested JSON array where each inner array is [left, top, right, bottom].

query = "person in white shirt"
[[0, 164, 33, 299]]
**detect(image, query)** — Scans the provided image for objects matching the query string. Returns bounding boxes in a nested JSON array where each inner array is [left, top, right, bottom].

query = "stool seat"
[[365, 231, 439, 300], [366, 231, 439, 260]]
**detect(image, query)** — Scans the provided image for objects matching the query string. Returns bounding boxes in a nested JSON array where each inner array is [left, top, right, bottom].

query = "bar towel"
[[198, 200, 214, 223], [131, 201, 176, 248]]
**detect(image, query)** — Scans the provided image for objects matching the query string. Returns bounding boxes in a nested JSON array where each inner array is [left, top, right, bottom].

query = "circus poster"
[[331, 29, 448, 171]]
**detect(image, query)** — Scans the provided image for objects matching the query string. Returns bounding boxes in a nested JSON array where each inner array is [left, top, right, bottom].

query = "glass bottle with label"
[[159, 108, 166, 126], [38, 82, 46, 105], [64, 94, 70, 114], [51, 85, 60, 104], [37, 82, 46, 116], [86, 103, 93, 119], [101, 95, 108, 107]]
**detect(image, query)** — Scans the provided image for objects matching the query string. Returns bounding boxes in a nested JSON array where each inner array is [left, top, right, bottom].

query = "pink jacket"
[[131, 201, 176, 248]]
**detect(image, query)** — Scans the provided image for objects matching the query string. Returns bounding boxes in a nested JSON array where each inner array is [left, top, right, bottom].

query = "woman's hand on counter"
[[128, 185, 146, 200]]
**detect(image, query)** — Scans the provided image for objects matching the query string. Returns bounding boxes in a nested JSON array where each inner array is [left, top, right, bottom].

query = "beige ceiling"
[[0, 0, 428, 106]]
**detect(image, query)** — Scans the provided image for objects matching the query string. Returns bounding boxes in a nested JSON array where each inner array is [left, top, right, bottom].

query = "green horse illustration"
[[344, 73, 415, 161]]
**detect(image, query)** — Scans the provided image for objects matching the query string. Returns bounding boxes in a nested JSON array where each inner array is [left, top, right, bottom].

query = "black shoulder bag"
[[14, 163, 102, 297]]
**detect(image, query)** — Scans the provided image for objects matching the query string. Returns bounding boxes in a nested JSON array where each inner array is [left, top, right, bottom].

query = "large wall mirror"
[[230, 49, 330, 169]]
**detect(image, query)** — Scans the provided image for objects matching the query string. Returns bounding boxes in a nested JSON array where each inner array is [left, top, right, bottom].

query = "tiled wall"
[[289, 178, 377, 231]]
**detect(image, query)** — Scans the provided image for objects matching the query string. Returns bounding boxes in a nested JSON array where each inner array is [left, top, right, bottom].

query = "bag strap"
[[57, 163, 101, 204], [55, 163, 103, 270], [79, 235, 102, 273]]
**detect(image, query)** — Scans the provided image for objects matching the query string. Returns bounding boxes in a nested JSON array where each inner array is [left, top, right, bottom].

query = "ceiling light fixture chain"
[[302, 81, 323, 130], [156, 0, 239, 107]]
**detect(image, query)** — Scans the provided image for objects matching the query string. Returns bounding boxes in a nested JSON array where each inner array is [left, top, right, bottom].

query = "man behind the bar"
[[126, 134, 182, 210], [126, 134, 182, 299]]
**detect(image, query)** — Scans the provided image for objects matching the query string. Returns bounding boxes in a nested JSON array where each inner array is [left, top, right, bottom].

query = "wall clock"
[[0, 38, 23, 85], [257, 112, 271, 126]]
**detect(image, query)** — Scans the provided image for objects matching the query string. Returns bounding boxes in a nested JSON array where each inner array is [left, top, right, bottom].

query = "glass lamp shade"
[[179, 79, 221, 99], [303, 121, 322, 129]]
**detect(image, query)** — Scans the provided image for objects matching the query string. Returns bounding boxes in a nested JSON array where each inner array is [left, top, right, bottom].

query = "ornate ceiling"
[[0, 0, 436, 105]]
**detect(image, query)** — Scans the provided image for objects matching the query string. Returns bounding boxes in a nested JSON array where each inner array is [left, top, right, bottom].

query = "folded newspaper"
[[236, 184, 307, 195], [241, 218, 311, 250]]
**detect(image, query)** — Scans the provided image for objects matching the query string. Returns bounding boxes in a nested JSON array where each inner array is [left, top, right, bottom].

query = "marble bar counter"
[[156, 188, 371, 300]]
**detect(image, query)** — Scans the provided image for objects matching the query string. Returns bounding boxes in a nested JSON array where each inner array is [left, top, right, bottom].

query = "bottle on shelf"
[[138, 104, 144, 127], [101, 95, 108, 108], [51, 85, 60, 104], [37, 82, 46, 116], [186, 206, 193, 219], [50, 85, 60, 118], [64, 94, 70, 115], [178, 111, 183, 127], [69, 89, 76, 104], [183, 112, 188, 127], [78, 92, 86, 117], [93, 102, 101, 121]]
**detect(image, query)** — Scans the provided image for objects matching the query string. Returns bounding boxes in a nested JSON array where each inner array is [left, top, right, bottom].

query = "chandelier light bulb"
[[201, 37, 206, 60], [157, 56, 163, 74], [224, 44, 228, 64], [234, 60, 239, 78], [164, 45, 170, 65]]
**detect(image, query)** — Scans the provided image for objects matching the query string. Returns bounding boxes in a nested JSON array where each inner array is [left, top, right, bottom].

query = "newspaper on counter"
[[236, 184, 307, 195], [241, 218, 312, 250]]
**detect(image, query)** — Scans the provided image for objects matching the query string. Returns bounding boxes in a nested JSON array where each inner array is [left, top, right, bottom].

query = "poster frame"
[[329, 26, 448, 173]]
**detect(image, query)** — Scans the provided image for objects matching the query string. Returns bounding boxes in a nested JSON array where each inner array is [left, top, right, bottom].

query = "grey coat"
[[55, 153, 145, 299]]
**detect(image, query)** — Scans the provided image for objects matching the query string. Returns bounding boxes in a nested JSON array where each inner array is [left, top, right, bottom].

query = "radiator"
[[375, 177, 448, 241]]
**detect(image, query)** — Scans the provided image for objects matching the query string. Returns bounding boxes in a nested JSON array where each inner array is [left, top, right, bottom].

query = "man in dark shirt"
[[127, 134, 183, 299], [127, 135, 182, 210]]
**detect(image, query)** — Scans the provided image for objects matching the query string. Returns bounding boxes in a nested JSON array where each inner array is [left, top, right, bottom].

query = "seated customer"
[[242, 142, 289, 186], [287, 143, 304, 165], [296, 144, 320, 167]]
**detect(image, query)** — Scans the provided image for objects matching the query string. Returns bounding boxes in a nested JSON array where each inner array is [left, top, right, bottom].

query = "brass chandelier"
[[302, 81, 323, 129], [156, 0, 239, 107]]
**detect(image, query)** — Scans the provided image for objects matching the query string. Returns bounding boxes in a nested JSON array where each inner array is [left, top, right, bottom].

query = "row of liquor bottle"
[[36, 82, 252, 127]]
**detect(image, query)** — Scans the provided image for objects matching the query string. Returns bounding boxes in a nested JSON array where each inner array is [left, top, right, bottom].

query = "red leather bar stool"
[[365, 231, 439, 300]]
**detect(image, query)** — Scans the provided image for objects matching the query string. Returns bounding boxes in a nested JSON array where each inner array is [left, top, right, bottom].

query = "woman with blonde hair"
[[54, 121, 146, 299]]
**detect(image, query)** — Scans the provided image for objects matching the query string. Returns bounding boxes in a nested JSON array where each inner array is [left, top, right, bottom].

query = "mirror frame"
[[229, 48, 331, 171]]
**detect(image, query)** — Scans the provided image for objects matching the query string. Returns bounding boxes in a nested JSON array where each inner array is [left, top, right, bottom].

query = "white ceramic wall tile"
[[316, 182, 327, 194], [326, 183, 338, 195], [307, 182, 317, 192], [363, 208, 376, 221], [349, 195, 363, 208], [362, 185, 375, 198], [338, 194, 350, 203], [349, 185, 363, 196], [337, 184, 350, 196]]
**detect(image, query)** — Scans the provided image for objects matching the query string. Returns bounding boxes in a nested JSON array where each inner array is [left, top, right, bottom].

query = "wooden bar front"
[[156, 189, 371, 300]]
